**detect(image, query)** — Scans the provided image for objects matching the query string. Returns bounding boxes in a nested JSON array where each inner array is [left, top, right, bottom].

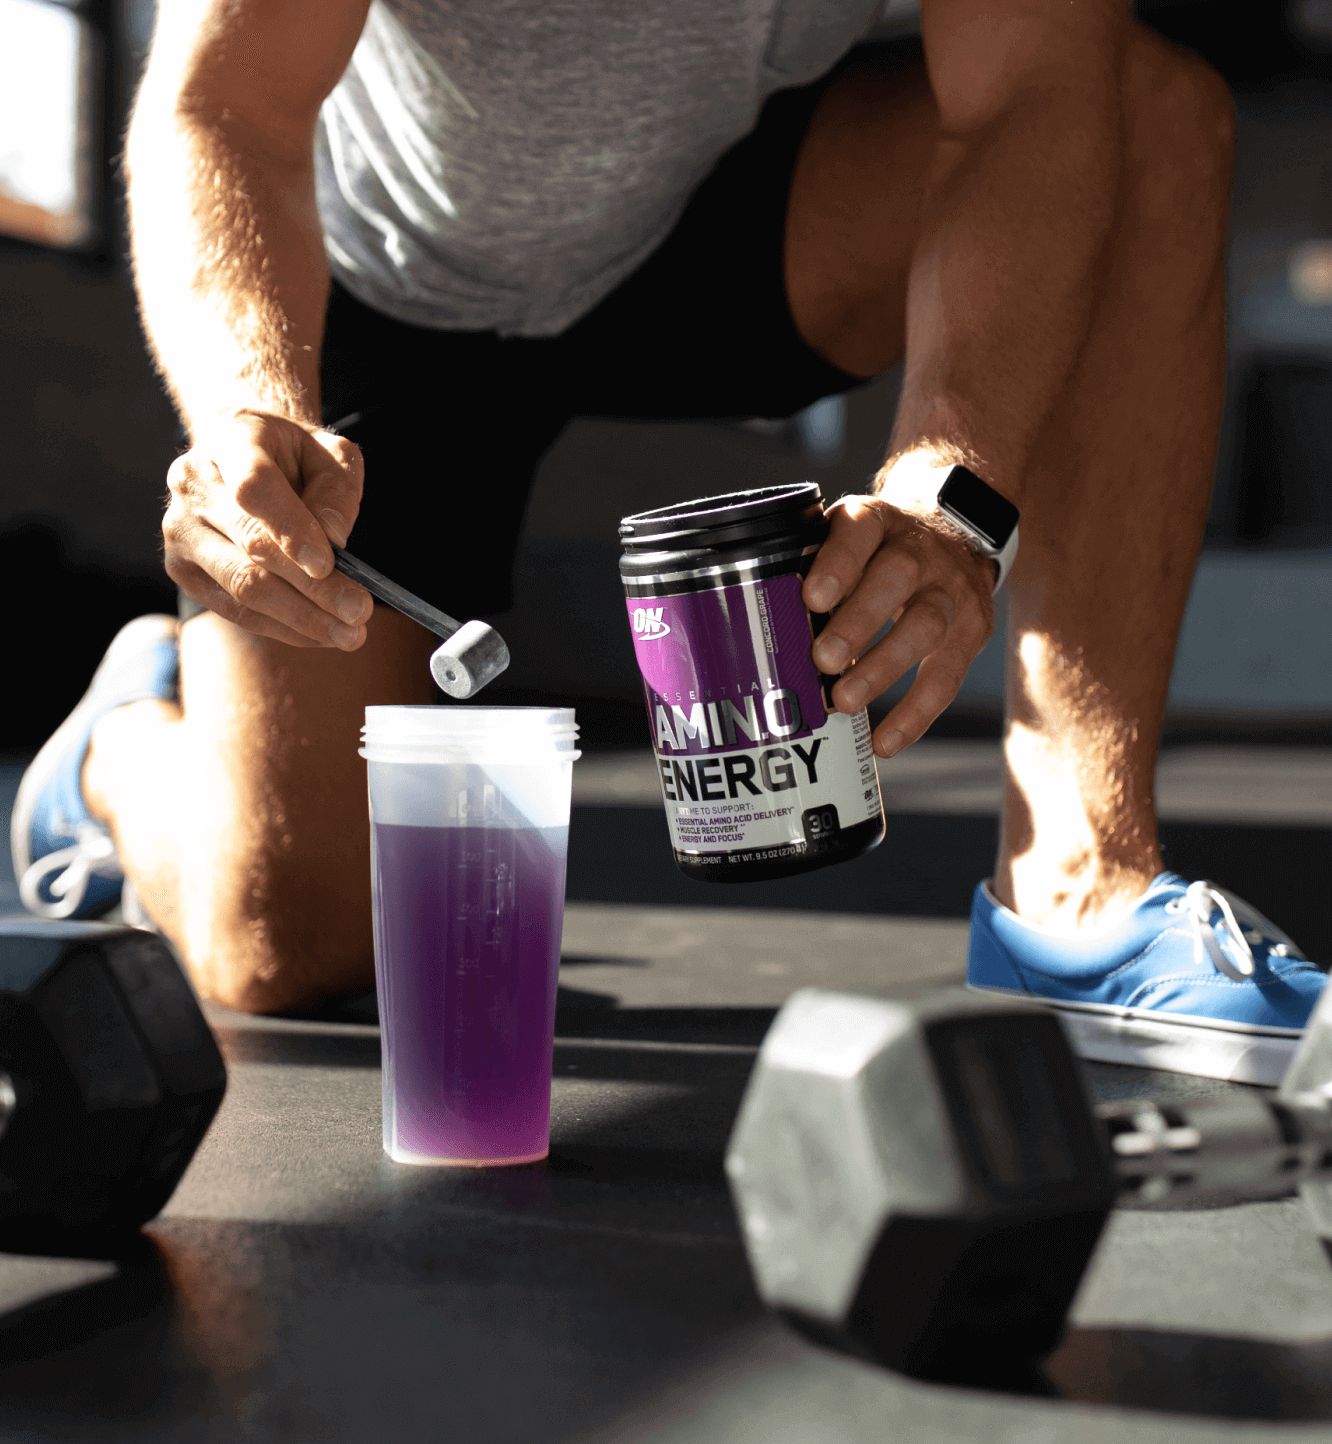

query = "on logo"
[[632, 606, 671, 641]]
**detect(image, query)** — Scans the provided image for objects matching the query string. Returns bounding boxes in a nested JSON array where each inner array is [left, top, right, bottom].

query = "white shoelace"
[[19, 822, 121, 920], [1163, 879, 1293, 983]]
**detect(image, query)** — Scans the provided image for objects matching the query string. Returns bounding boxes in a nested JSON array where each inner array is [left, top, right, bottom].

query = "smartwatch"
[[935, 464, 1020, 593]]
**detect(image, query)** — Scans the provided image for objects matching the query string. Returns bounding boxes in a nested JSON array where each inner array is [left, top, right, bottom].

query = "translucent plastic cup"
[[361, 706, 580, 1166]]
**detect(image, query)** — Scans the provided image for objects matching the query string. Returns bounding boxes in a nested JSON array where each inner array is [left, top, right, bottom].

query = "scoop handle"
[[332, 547, 463, 642]]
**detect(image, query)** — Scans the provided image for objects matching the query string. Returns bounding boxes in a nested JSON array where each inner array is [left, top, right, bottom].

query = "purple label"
[[626, 574, 827, 756]]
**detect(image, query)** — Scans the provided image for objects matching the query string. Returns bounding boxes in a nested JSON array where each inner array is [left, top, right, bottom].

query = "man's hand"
[[802, 494, 996, 758], [163, 412, 373, 649]]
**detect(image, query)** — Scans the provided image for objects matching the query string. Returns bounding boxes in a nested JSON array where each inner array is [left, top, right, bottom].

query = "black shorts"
[[319, 63, 869, 618]]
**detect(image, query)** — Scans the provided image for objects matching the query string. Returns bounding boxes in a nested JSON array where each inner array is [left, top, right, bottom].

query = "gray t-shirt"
[[315, 0, 882, 337]]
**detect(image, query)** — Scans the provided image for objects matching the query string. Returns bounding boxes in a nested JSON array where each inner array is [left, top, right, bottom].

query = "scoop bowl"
[[429, 621, 511, 699]]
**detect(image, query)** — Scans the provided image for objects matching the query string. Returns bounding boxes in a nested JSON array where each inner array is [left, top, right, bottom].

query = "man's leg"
[[67, 290, 556, 1016], [994, 33, 1232, 930], [786, 28, 1234, 931], [82, 608, 435, 1012]]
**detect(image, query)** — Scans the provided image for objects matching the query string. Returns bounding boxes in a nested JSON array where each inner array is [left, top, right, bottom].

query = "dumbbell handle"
[[0, 1071, 14, 1143], [1098, 1093, 1332, 1206]]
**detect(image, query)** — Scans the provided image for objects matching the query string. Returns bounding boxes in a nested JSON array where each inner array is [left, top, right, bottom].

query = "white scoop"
[[332, 547, 510, 698]]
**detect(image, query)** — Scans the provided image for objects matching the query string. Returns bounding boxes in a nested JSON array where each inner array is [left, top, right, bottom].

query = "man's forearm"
[[126, 100, 330, 438], [883, 84, 1123, 511]]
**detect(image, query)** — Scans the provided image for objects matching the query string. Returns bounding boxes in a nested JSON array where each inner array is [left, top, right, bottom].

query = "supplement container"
[[619, 483, 885, 883], [361, 706, 580, 1165]]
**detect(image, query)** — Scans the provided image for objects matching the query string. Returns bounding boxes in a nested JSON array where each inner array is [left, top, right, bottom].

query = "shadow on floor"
[[211, 989, 775, 1068], [567, 807, 1332, 961], [8, 1219, 1332, 1434], [554, 986, 776, 1047], [1047, 1322, 1332, 1419], [0, 1211, 756, 1444], [214, 989, 1266, 1119], [211, 1026, 383, 1069]]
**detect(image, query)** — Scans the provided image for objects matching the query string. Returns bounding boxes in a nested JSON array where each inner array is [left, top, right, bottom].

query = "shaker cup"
[[361, 705, 580, 1165]]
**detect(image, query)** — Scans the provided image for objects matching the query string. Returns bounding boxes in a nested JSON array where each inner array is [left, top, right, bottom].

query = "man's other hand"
[[802, 494, 996, 758], [163, 412, 372, 649]]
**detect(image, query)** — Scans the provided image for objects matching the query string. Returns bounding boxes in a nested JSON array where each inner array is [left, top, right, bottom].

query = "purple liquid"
[[371, 822, 568, 1164]]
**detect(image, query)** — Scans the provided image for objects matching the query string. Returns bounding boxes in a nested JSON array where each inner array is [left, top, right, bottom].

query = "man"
[[12, 0, 1323, 1082]]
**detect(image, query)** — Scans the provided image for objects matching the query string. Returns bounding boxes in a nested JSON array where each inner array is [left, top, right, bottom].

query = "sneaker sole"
[[10, 615, 178, 908], [967, 984, 1302, 1087]]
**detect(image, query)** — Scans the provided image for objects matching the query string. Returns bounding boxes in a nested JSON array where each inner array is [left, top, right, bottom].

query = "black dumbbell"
[[725, 984, 1332, 1383], [0, 918, 226, 1243]]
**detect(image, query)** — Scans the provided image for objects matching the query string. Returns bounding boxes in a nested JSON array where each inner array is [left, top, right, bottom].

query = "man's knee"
[[165, 609, 429, 1013], [1125, 25, 1236, 225]]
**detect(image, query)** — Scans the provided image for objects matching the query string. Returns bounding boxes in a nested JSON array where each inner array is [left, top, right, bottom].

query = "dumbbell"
[[725, 984, 1332, 1383], [0, 918, 226, 1243]]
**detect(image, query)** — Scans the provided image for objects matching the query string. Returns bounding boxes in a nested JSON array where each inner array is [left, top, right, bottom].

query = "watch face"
[[937, 466, 1019, 549]]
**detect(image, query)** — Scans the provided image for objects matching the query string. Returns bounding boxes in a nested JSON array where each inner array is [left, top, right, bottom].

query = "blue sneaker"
[[968, 872, 1326, 1086], [11, 614, 179, 919]]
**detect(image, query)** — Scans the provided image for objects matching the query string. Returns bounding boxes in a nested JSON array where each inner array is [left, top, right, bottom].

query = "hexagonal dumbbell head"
[[0, 919, 226, 1243], [725, 987, 1117, 1381]]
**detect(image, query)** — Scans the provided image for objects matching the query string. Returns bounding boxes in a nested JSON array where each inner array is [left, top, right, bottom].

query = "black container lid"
[[619, 483, 826, 554]]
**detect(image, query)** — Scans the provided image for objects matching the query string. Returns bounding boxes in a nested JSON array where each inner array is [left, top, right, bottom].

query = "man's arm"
[[126, 0, 375, 648], [891, 0, 1125, 497], [804, 0, 1131, 751]]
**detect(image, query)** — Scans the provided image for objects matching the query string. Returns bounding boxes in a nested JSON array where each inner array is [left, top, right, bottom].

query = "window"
[[0, 0, 99, 248]]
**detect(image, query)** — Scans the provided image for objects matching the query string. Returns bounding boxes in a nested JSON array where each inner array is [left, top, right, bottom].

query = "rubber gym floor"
[[1, 741, 1330, 1443]]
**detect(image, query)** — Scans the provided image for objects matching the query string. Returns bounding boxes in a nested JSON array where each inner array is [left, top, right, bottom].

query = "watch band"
[[877, 454, 1020, 593], [936, 464, 1020, 593]]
